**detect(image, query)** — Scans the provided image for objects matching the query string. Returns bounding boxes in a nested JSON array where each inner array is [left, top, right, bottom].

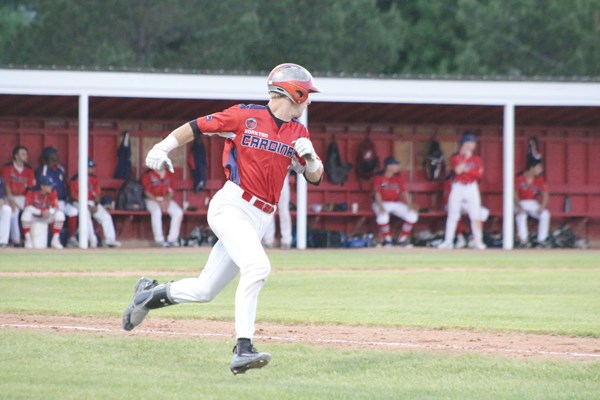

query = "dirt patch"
[[2, 313, 599, 362]]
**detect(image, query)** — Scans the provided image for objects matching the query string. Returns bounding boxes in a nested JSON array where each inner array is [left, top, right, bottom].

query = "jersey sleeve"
[[1, 165, 9, 181], [141, 172, 151, 192], [538, 177, 548, 192], [27, 168, 36, 187], [69, 179, 79, 201], [50, 191, 59, 209], [398, 175, 407, 193], [193, 105, 242, 138], [372, 176, 383, 193], [467, 157, 483, 180], [25, 190, 34, 206]]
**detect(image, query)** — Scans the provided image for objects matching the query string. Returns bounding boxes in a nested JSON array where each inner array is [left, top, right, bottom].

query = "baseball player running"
[[122, 63, 323, 374], [515, 158, 550, 247], [372, 156, 418, 247], [438, 133, 486, 250]]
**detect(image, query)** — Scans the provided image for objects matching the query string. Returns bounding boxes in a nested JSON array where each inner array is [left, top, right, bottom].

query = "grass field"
[[1, 248, 599, 399]]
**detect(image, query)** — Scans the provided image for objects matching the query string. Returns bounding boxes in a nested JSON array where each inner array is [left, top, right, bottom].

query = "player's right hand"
[[146, 147, 174, 172]]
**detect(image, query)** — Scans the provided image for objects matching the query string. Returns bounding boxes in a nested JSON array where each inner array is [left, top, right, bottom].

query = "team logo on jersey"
[[206, 115, 213, 121], [245, 118, 257, 130]]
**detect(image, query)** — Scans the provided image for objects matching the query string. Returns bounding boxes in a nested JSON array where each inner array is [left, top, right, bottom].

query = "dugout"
[[1, 68, 599, 248]]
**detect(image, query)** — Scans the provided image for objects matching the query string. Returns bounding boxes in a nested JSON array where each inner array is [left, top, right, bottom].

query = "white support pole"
[[502, 103, 515, 250], [296, 110, 309, 250], [78, 94, 89, 249]]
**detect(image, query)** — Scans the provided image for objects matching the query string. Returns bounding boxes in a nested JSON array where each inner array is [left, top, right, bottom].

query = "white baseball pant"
[[444, 182, 483, 244], [516, 200, 550, 242], [0, 203, 11, 245], [263, 174, 292, 247], [372, 201, 419, 225], [73, 202, 118, 245], [21, 207, 66, 230], [460, 204, 489, 222], [58, 200, 79, 218], [91, 203, 118, 244], [169, 181, 273, 340], [144, 198, 183, 243], [8, 195, 25, 244]]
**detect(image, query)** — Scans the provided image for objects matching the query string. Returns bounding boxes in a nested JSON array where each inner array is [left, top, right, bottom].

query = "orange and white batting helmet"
[[267, 63, 321, 104]]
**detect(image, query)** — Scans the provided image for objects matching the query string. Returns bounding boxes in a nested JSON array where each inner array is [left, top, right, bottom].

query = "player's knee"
[[54, 210, 65, 222], [540, 209, 550, 219], [407, 211, 419, 224], [192, 286, 219, 303]]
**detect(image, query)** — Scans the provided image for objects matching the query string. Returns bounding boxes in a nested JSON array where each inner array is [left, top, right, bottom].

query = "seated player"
[[21, 175, 65, 249], [372, 156, 418, 247], [69, 159, 121, 248], [142, 166, 183, 247], [515, 158, 550, 247]]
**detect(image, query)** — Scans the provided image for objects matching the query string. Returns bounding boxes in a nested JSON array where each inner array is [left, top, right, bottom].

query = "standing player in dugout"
[[122, 63, 323, 374]]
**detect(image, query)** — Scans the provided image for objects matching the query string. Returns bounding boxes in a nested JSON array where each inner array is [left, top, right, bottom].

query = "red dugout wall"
[[1, 117, 598, 243]]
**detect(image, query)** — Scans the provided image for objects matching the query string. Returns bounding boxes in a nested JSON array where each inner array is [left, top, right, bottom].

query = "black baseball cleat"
[[230, 339, 271, 375], [122, 276, 174, 331]]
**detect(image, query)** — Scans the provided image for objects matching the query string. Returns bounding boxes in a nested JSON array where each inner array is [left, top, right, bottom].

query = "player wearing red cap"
[[122, 63, 323, 374]]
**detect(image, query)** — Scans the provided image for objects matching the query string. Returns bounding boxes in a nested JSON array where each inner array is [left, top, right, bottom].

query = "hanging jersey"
[[515, 174, 547, 200], [373, 173, 407, 202], [2, 162, 36, 196], [142, 169, 174, 198], [70, 173, 101, 202], [25, 188, 59, 211], [192, 104, 316, 204], [36, 164, 68, 200], [450, 153, 483, 184]]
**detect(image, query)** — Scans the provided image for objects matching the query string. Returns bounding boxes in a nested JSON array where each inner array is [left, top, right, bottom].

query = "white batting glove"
[[293, 138, 316, 160], [145, 147, 174, 172], [145, 136, 178, 172], [293, 138, 322, 173]]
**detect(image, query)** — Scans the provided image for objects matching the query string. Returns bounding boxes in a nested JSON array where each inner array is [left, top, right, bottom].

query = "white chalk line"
[[2, 322, 600, 359]]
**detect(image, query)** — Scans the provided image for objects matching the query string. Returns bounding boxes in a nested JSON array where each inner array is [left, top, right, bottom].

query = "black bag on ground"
[[116, 179, 146, 211]]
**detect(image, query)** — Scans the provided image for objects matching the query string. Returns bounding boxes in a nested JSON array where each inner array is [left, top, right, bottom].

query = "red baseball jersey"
[[450, 153, 483, 184], [69, 174, 101, 202], [372, 173, 407, 202], [192, 104, 314, 204], [142, 169, 174, 197], [515, 174, 547, 200], [25, 188, 59, 211], [1, 162, 36, 196]]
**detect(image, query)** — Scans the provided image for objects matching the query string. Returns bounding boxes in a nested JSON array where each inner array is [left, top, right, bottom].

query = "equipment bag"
[[116, 179, 146, 211]]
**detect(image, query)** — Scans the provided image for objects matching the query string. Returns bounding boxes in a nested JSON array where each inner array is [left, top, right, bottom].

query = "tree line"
[[1, 0, 599, 77]]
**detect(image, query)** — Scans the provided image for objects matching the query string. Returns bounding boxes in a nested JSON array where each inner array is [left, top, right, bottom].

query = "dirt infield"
[[2, 313, 599, 362]]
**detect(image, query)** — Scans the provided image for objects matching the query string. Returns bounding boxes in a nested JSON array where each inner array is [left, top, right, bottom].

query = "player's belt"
[[241, 191, 276, 214]]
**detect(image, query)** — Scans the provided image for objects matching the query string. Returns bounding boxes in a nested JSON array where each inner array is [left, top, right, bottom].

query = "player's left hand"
[[293, 138, 316, 161], [146, 147, 174, 172]]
